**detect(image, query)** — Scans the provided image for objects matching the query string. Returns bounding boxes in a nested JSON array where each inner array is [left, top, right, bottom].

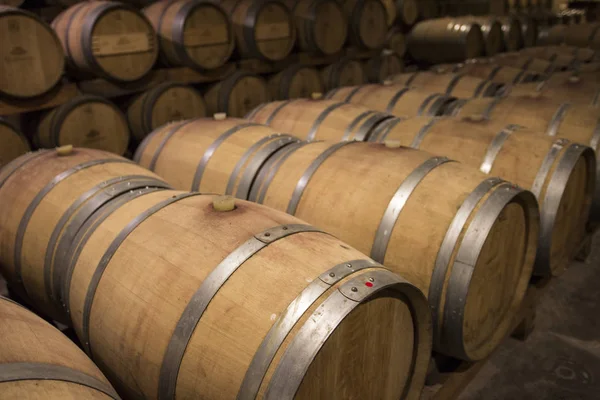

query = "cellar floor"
[[460, 230, 600, 400]]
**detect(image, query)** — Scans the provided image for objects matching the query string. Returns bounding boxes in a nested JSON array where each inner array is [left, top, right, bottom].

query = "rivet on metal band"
[[531, 139, 569, 200], [81, 193, 201, 356], [306, 102, 346, 141], [0, 363, 121, 399], [371, 157, 453, 263], [444, 74, 465, 95], [148, 120, 193, 171], [410, 118, 439, 149], [479, 124, 521, 174], [238, 259, 378, 400], [546, 103, 571, 137], [385, 87, 411, 113], [158, 224, 326, 400], [190, 123, 261, 191], [427, 177, 504, 351], [287, 142, 356, 215], [264, 269, 408, 399], [417, 94, 441, 116], [0, 150, 48, 191]]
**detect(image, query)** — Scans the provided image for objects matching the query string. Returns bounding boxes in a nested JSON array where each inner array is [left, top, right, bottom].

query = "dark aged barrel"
[[325, 84, 453, 117], [142, 0, 235, 70], [537, 24, 566, 46], [370, 116, 596, 276], [394, 0, 419, 27], [364, 51, 404, 83], [0, 296, 120, 399], [246, 98, 393, 141], [386, 25, 406, 57], [52, 1, 158, 82], [0, 6, 64, 99], [126, 82, 207, 142], [321, 59, 368, 91], [514, 14, 538, 47], [498, 16, 524, 51], [387, 71, 502, 98], [563, 23, 600, 48], [433, 61, 539, 85], [288, 0, 347, 55], [0, 147, 170, 320], [0, 119, 30, 169], [33, 95, 130, 156], [268, 65, 324, 100], [204, 71, 269, 117], [134, 117, 539, 362], [407, 18, 485, 64], [342, 0, 388, 50], [220, 0, 296, 61], [458, 16, 504, 56]]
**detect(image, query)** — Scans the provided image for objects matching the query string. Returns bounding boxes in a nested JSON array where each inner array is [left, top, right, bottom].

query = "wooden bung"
[[134, 118, 539, 362], [369, 116, 596, 275], [0, 118, 30, 169], [33, 95, 130, 155], [220, 0, 296, 61], [246, 98, 392, 141], [342, 0, 388, 50], [288, 0, 347, 55], [325, 84, 452, 117], [0, 148, 169, 321], [0, 150, 433, 400], [51, 1, 159, 82], [321, 59, 367, 91], [126, 82, 207, 142], [407, 18, 485, 64], [364, 51, 404, 83], [143, 0, 234, 71], [268, 65, 324, 100], [0, 296, 119, 399], [205, 70, 269, 118], [0, 6, 64, 99], [387, 71, 502, 98]]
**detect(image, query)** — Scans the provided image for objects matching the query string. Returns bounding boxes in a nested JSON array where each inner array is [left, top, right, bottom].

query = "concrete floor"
[[460, 231, 600, 400]]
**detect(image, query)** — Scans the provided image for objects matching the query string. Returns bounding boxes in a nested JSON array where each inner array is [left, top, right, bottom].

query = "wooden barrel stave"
[[321, 58, 368, 91], [395, 0, 419, 27], [492, 52, 559, 74], [0, 296, 119, 399], [364, 52, 403, 83], [387, 71, 501, 98], [459, 17, 504, 56], [204, 71, 269, 117], [509, 75, 600, 107], [343, 0, 388, 50], [386, 25, 406, 57], [268, 65, 324, 100], [438, 61, 538, 85], [498, 16, 523, 51], [290, 0, 347, 55], [0, 118, 30, 169]]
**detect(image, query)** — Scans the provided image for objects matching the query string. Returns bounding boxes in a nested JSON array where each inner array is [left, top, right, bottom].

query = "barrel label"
[[91, 33, 152, 56], [255, 22, 290, 41], [184, 26, 229, 47]]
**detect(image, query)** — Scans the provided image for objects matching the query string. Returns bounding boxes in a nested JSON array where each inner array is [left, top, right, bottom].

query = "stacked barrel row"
[[0, 146, 434, 399]]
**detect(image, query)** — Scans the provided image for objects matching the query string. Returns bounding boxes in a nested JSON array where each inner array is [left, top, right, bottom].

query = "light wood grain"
[[205, 72, 269, 117]]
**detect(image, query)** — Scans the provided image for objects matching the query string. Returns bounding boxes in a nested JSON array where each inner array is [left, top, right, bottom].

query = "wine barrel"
[[325, 84, 453, 117], [537, 24, 566, 46], [220, 0, 296, 61], [134, 117, 539, 361], [126, 82, 207, 142], [509, 75, 600, 106], [268, 65, 324, 100], [407, 18, 485, 64], [492, 53, 558, 74], [364, 51, 403, 83], [418, 0, 438, 20], [321, 59, 367, 91], [247, 98, 393, 141], [436, 61, 538, 85], [52, 1, 158, 82], [370, 116, 596, 275], [498, 16, 524, 51], [387, 71, 502, 98], [514, 14, 538, 47], [0, 6, 64, 99], [0, 119, 30, 169], [564, 23, 600, 48], [386, 25, 406, 57], [142, 0, 235, 71], [289, 0, 347, 55], [0, 147, 170, 320], [204, 71, 269, 117], [0, 296, 119, 399], [33, 95, 130, 155], [395, 0, 419, 27], [342, 0, 388, 50], [520, 45, 597, 63], [460, 17, 504, 56]]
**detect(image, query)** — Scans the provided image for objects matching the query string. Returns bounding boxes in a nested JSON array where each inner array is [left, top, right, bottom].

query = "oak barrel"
[[394, 0, 419, 27], [289, 0, 347, 55], [204, 71, 269, 117], [325, 84, 453, 117], [370, 116, 596, 275], [520, 45, 597, 63], [220, 0, 296, 61], [509, 75, 600, 107], [0, 118, 30, 169], [514, 14, 538, 47], [498, 16, 524, 51], [386, 25, 406, 57], [142, 0, 235, 70], [407, 18, 485, 64], [387, 71, 502, 98], [563, 23, 600, 48], [52, 1, 158, 82], [268, 65, 324, 100], [246, 98, 393, 141], [0, 147, 170, 320], [0, 6, 64, 99], [342, 0, 388, 50], [126, 82, 207, 142], [460, 17, 504, 56], [537, 24, 566, 46], [33, 95, 130, 155], [321, 59, 368, 91], [364, 51, 403, 83], [435, 61, 538, 85], [491, 53, 558, 74], [0, 296, 119, 399]]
